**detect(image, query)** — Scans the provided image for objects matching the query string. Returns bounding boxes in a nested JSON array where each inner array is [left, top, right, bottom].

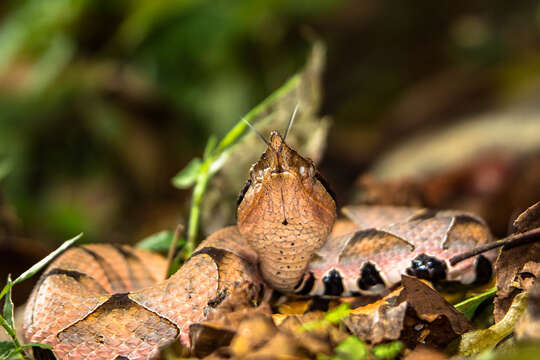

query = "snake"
[[23, 131, 496, 360]]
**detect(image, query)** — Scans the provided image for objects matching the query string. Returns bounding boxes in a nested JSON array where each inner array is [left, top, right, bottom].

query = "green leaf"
[[203, 135, 217, 159], [455, 286, 497, 320], [171, 158, 202, 189], [458, 292, 528, 357], [0, 341, 16, 358], [2, 276, 13, 329], [372, 341, 404, 359], [334, 336, 367, 360], [324, 303, 350, 324], [297, 320, 326, 332], [12, 233, 82, 286], [136, 230, 184, 252], [0, 157, 11, 182]]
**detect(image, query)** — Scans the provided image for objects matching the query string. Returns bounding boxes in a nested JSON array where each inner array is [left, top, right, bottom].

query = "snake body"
[[23, 132, 495, 359]]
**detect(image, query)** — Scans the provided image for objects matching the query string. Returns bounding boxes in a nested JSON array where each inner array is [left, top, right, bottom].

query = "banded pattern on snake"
[[23, 131, 495, 360]]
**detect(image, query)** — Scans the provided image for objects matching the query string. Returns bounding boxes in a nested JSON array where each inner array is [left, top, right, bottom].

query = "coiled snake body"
[[23, 132, 495, 359]]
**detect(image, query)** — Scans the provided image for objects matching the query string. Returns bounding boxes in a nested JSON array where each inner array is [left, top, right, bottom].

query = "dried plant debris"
[[355, 152, 540, 238], [345, 276, 471, 349], [458, 292, 528, 357], [345, 289, 407, 344], [494, 202, 540, 322], [513, 201, 540, 234], [515, 280, 540, 342]]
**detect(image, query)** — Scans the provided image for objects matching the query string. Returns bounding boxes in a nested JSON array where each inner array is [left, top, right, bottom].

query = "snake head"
[[237, 131, 337, 292]]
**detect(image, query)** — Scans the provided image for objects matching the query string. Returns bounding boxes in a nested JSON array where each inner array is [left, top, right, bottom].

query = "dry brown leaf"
[[399, 275, 472, 335], [345, 301, 408, 344], [345, 276, 471, 348], [513, 201, 540, 233], [190, 324, 236, 358], [495, 240, 540, 321], [458, 292, 528, 357], [515, 280, 540, 341]]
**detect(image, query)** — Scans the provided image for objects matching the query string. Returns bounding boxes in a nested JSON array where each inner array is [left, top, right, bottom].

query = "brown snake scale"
[[23, 132, 495, 359]]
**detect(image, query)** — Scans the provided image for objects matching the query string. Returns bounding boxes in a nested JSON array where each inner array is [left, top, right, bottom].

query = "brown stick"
[[449, 227, 540, 266]]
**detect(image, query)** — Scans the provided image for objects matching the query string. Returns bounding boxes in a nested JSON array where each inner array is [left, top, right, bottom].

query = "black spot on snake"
[[307, 296, 330, 312], [323, 269, 344, 296], [472, 255, 492, 285], [294, 271, 315, 295], [357, 262, 384, 290], [406, 253, 447, 282]]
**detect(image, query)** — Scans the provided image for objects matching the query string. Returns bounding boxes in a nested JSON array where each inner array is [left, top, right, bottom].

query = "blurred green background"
[[1, 0, 540, 300]]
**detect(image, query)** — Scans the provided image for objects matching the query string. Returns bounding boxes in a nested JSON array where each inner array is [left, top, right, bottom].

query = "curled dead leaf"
[[494, 201, 540, 321], [458, 292, 528, 357], [515, 280, 540, 342], [345, 276, 471, 348], [513, 201, 540, 233]]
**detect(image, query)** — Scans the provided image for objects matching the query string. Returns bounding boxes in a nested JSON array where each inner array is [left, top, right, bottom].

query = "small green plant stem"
[[184, 162, 211, 256], [182, 73, 301, 256], [0, 315, 31, 360]]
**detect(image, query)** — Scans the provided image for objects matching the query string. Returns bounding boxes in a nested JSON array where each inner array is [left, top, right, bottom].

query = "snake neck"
[[237, 175, 335, 292]]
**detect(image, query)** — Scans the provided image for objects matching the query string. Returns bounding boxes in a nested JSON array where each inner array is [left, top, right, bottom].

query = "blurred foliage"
[[0, 0, 340, 247]]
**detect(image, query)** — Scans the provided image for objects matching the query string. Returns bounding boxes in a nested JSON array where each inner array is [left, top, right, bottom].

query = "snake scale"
[[23, 131, 496, 360]]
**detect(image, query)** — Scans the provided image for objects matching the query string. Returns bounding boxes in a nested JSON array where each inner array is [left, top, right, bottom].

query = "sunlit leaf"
[[203, 135, 217, 159], [0, 341, 16, 359], [171, 158, 202, 189], [2, 276, 13, 329], [0, 233, 83, 301], [334, 336, 367, 360], [325, 303, 350, 324], [0, 157, 11, 181], [372, 341, 404, 359], [458, 292, 528, 356], [455, 286, 497, 320], [136, 230, 184, 253]]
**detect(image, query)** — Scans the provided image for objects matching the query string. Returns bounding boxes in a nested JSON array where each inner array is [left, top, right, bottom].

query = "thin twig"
[[449, 227, 540, 266]]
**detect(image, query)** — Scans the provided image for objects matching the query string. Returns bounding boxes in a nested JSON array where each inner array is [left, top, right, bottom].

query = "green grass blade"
[[0, 233, 83, 301], [455, 287, 497, 320], [2, 276, 13, 329]]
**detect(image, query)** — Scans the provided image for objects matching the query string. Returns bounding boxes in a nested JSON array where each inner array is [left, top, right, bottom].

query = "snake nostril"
[[282, 219, 288, 225]]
